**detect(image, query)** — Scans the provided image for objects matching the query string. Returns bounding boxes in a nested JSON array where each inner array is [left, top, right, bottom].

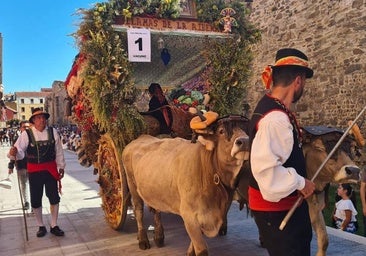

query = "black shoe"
[[37, 226, 47, 237], [23, 202, 29, 210], [50, 226, 64, 236]]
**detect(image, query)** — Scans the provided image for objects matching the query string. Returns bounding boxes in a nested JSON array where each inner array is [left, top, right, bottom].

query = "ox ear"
[[197, 135, 215, 151]]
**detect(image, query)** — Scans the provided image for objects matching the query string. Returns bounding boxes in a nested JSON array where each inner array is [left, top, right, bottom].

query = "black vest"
[[248, 95, 307, 194], [26, 128, 56, 164]]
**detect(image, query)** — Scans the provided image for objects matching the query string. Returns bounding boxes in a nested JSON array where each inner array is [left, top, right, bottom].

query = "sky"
[[0, 0, 98, 94]]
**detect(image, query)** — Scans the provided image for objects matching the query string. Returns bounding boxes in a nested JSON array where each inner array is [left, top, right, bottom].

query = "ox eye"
[[355, 148, 362, 157], [350, 146, 361, 160]]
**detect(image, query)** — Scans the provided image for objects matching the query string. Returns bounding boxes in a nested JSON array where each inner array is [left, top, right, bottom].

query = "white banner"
[[127, 28, 151, 62]]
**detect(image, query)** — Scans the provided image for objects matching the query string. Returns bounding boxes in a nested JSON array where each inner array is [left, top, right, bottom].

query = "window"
[[30, 99, 34, 104], [21, 107, 25, 112], [40, 99, 43, 104], [22, 115, 25, 120], [21, 99, 24, 104]]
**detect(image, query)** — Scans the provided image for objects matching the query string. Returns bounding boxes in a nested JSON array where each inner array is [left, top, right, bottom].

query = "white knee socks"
[[33, 207, 44, 227], [50, 204, 59, 228]]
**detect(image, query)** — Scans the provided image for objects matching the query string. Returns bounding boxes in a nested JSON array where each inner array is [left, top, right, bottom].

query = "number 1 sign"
[[127, 28, 151, 62]]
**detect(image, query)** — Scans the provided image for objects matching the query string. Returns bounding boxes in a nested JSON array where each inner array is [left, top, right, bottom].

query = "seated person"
[[148, 83, 172, 135], [333, 183, 358, 233]]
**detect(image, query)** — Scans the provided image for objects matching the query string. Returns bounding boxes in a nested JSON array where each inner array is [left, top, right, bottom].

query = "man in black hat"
[[8, 108, 66, 237], [247, 48, 316, 255]]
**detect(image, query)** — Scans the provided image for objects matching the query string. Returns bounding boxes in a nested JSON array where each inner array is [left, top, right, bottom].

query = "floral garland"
[[71, 0, 260, 150]]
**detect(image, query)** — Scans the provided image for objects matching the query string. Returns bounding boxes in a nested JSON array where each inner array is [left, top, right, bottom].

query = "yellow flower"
[[122, 9, 132, 18]]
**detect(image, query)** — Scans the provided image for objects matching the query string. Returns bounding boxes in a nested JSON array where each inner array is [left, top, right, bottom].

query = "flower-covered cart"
[[64, 0, 260, 230]]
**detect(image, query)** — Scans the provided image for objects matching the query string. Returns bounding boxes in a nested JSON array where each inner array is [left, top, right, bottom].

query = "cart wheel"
[[96, 133, 130, 230]]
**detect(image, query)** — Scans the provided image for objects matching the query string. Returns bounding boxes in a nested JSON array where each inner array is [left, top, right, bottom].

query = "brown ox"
[[122, 116, 250, 256], [235, 126, 361, 256]]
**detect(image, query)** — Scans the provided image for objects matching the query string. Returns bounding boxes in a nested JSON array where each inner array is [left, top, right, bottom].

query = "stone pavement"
[[1, 145, 366, 256]]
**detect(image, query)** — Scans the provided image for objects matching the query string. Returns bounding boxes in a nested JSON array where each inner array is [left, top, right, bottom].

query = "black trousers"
[[252, 201, 312, 256], [29, 170, 60, 208]]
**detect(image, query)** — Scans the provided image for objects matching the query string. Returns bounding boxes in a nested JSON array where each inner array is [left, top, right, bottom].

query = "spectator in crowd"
[[7, 121, 31, 210], [1, 128, 9, 146], [61, 137, 68, 150], [360, 169, 366, 236], [8, 128, 16, 146], [333, 183, 358, 233]]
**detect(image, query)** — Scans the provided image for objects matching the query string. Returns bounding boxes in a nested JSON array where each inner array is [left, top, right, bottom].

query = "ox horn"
[[279, 106, 366, 231], [196, 109, 207, 121], [348, 121, 365, 147]]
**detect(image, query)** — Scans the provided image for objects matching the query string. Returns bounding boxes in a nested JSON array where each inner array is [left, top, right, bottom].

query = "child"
[[333, 183, 358, 233]]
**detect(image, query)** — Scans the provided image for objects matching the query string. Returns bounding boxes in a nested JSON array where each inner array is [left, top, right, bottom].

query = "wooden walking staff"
[[279, 106, 366, 231], [11, 155, 29, 241], [17, 172, 29, 241]]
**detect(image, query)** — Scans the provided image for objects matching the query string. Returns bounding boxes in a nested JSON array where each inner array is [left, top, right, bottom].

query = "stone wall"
[[247, 0, 366, 130]]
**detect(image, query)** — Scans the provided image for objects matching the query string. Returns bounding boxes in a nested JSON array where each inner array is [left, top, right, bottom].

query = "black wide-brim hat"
[[29, 108, 50, 124], [272, 48, 314, 78]]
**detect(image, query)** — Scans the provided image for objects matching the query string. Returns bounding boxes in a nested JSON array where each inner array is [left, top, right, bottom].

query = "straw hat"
[[29, 108, 50, 124]]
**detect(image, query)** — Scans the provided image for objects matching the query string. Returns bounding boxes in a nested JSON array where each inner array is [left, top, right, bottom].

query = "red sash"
[[248, 186, 300, 211], [28, 161, 62, 194]]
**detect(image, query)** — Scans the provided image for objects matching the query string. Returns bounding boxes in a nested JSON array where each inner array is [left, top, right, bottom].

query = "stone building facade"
[[247, 0, 366, 130], [46, 80, 69, 126]]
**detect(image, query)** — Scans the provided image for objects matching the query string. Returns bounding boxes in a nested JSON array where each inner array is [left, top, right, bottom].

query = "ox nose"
[[235, 137, 250, 151], [345, 165, 361, 181], [345, 166, 360, 175]]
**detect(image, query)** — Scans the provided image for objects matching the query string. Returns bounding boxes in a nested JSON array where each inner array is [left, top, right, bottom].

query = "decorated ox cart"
[[65, 0, 260, 231]]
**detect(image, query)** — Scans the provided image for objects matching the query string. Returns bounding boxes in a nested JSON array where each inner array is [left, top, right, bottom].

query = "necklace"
[[272, 97, 303, 148]]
